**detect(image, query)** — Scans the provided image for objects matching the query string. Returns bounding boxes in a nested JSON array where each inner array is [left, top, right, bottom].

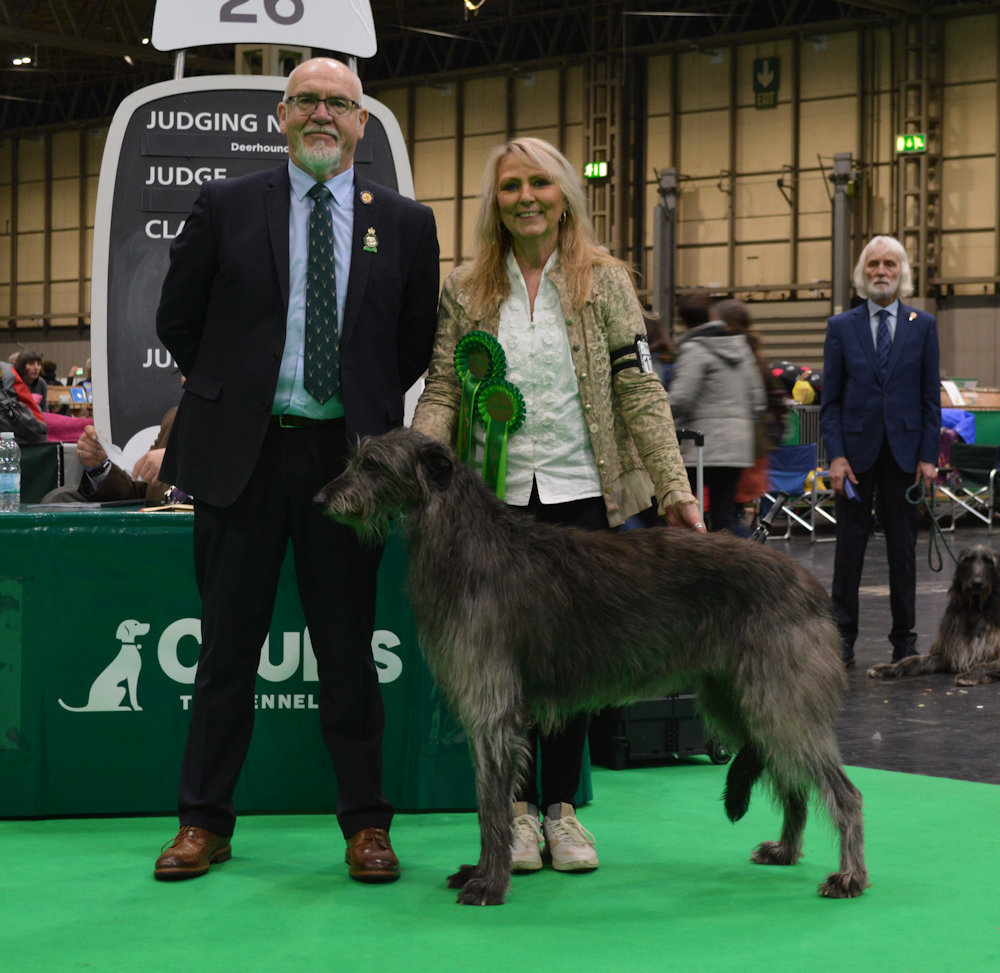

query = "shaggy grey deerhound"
[[868, 544, 1000, 685], [314, 428, 868, 905]]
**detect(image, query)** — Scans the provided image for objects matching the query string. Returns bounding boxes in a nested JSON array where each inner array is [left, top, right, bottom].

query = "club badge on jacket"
[[359, 190, 377, 252]]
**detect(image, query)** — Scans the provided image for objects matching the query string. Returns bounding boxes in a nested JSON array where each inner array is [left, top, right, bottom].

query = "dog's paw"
[[447, 864, 509, 904], [955, 665, 1000, 686], [867, 662, 899, 679], [818, 870, 869, 898], [455, 876, 508, 906], [750, 840, 800, 866], [955, 668, 997, 686], [447, 864, 478, 889], [456, 884, 507, 906], [866, 663, 894, 679]]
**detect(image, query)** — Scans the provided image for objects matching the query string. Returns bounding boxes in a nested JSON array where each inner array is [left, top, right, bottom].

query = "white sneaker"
[[542, 802, 599, 872], [510, 801, 543, 872]]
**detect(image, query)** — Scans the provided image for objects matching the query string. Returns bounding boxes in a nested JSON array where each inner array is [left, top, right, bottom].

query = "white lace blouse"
[[470, 250, 602, 506]]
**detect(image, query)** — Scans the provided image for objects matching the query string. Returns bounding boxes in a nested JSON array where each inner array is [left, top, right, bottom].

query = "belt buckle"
[[278, 414, 300, 429]]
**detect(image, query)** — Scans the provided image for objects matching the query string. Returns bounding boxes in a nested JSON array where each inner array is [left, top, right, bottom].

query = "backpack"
[[0, 362, 47, 443]]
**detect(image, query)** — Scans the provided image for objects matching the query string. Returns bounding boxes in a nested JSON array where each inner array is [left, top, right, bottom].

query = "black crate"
[[589, 694, 731, 770]]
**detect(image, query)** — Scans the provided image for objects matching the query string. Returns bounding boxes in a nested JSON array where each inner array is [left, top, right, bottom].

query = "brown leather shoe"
[[345, 827, 400, 883], [154, 825, 232, 881]]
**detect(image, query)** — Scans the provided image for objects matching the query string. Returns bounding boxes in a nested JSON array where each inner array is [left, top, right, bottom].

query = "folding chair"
[[760, 443, 836, 542], [937, 442, 1000, 533]]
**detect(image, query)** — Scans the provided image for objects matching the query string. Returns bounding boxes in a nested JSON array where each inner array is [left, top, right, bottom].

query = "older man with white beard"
[[819, 235, 940, 669]]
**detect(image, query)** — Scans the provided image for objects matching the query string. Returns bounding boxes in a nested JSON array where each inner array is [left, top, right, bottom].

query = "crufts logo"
[[57, 620, 406, 715], [58, 619, 148, 712]]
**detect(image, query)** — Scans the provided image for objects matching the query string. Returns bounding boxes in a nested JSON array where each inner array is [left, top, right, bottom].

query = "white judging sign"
[[152, 0, 377, 57]]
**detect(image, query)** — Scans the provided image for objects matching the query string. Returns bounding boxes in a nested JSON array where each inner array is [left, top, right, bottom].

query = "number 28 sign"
[[152, 0, 377, 58]]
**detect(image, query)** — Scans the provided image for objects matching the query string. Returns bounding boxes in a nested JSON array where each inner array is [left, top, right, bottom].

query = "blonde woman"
[[413, 137, 701, 876]]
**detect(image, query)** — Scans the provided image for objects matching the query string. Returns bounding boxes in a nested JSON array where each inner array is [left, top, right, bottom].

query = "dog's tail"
[[723, 744, 764, 822]]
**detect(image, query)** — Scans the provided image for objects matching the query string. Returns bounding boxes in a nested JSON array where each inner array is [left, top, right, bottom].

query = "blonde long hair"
[[459, 137, 628, 318]]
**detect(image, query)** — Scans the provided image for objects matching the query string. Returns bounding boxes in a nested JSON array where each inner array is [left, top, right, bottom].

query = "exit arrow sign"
[[753, 57, 779, 109]]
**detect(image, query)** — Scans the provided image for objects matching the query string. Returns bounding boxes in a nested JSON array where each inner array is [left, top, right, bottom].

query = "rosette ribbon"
[[453, 331, 506, 462], [477, 380, 526, 500]]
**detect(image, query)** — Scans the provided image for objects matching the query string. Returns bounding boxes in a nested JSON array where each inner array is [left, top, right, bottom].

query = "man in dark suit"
[[153, 58, 439, 883], [820, 235, 940, 668]]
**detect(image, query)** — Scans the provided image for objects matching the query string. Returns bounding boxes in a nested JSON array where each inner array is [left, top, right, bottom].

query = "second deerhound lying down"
[[869, 544, 1000, 685], [314, 428, 868, 905]]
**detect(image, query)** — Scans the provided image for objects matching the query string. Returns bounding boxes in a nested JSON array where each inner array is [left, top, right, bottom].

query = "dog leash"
[[905, 480, 957, 572], [749, 491, 790, 544]]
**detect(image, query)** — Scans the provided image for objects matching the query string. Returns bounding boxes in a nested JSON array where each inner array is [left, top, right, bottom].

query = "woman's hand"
[[666, 501, 707, 532]]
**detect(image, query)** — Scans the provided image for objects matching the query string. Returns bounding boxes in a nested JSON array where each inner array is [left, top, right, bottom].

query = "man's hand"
[[828, 455, 857, 497], [76, 425, 108, 471], [666, 501, 707, 532], [132, 448, 165, 484], [916, 460, 937, 491]]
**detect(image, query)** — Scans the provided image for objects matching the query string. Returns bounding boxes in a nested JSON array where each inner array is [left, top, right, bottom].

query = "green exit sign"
[[896, 133, 927, 154], [584, 160, 609, 180]]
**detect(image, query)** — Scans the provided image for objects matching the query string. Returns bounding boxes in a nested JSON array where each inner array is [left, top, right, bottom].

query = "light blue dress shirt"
[[272, 161, 354, 419], [866, 297, 899, 349]]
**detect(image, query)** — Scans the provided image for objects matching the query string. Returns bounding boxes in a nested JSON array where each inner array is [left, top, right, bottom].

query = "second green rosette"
[[477, 380, 526, 500]]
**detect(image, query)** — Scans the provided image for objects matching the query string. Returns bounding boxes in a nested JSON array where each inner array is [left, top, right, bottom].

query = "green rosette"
[[453, 331, 506, 462], [476, 379, 526, 500]]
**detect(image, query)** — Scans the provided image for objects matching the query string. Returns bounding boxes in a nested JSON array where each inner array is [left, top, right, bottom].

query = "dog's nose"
[[312, 491, 327, 507]]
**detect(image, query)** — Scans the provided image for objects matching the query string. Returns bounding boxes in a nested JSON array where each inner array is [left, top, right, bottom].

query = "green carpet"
[[3, 763, 997, 972]]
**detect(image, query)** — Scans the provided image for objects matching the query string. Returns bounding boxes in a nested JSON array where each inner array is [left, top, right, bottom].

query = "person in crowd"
[[668, 292, 766, 533], [411, 136, 702, 876], [642, 308, 677, 390], [152, 57, 440, 883], [69, 359, 91, 387], [819, 235, 940, 668], [712, 299, 787, 533], [12, 350, 47, 409], [2, 355, 88, 444]]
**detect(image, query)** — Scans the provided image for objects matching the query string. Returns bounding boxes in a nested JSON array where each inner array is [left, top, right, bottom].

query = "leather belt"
[[270, 414, 344, 429]]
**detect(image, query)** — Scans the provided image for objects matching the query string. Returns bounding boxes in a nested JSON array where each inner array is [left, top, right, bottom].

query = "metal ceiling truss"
[[1, 1, 995, 135]]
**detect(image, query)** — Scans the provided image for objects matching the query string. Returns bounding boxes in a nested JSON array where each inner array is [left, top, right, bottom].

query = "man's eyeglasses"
[[284, 94, 361, 117]]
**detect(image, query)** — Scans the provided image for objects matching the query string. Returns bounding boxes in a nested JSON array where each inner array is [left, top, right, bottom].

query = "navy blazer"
[[819, 301, 940, 475], [156, 164, 440, 507]]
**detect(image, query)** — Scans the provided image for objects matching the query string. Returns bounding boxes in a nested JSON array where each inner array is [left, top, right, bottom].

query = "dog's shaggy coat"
[[868, 544, 1000, 685], [315, 428, 868, 905]]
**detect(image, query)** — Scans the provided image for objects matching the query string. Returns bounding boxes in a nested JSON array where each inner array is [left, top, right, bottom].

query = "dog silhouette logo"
[[58, 619, 150, 712]]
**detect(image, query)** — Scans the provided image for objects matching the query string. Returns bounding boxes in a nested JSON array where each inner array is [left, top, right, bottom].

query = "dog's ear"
[[420, 439, 455, 493]]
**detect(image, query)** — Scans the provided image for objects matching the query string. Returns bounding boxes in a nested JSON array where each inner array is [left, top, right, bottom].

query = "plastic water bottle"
[[0, 431, 21, 512]]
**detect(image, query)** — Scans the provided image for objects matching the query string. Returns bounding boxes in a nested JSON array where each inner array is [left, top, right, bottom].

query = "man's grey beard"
[[298, 139, 342, 179]]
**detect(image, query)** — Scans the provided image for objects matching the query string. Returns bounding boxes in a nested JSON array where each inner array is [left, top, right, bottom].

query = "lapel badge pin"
[[360, 190, 374, 204], [908, 311, 917, 321], [363, 227, 378, 253]]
